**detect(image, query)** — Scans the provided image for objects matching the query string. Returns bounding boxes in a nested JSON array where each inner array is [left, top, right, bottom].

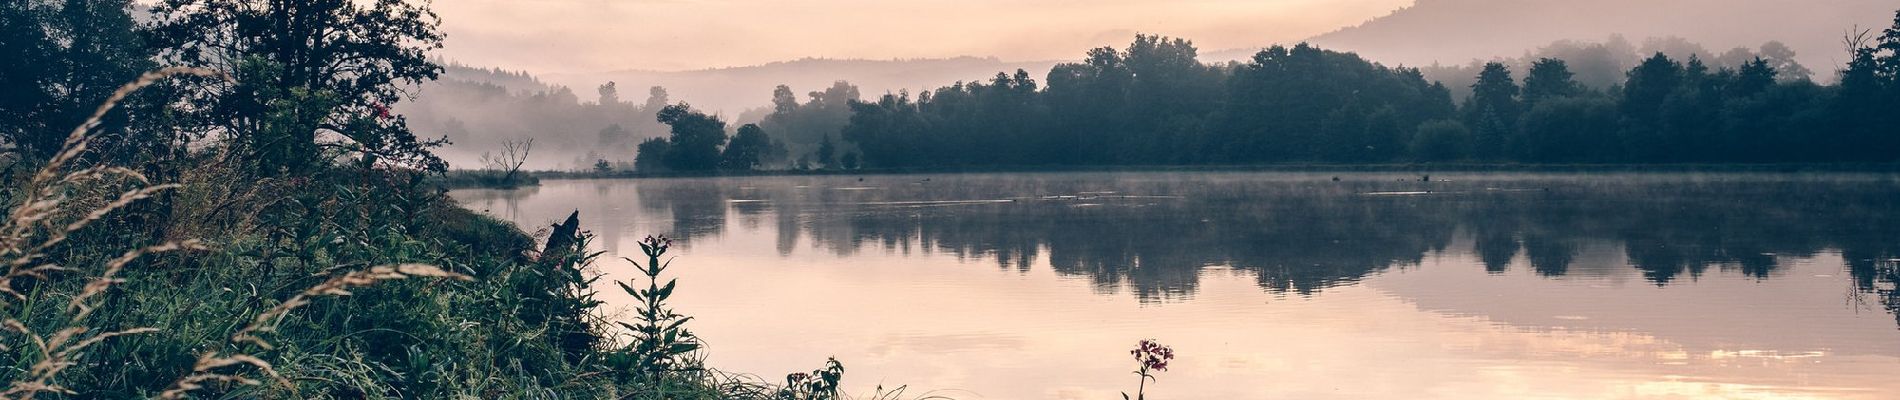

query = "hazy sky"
[[433, 0, 1414, 74]]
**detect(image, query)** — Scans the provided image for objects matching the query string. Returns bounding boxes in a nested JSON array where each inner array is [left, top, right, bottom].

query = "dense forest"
[[1415, 35, 1813, 100], [632, 12, 1900, 172], [838, 32, 1893, 167]]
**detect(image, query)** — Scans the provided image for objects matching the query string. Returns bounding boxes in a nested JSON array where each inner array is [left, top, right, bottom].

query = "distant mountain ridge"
[[474, 1, 1896, 116], [1222, 0, 1897, 72], [541, 56, 1062, 115]]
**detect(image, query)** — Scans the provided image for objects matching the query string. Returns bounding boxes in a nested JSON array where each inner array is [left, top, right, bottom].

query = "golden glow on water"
[[454, 173, 1900, 399]]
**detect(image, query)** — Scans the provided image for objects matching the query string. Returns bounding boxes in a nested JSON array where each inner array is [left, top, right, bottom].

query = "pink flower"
[[638, 234, 674, 258], [370, 102, 393, 120], [1132, 339, 1174, 372]]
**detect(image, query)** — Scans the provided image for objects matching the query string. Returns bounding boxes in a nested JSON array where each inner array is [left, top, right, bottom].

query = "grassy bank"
[[0, 80, 912, 400], [429, 170, 542, 190]]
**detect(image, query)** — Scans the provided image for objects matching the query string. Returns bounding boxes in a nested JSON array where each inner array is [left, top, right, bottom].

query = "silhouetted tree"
[[654, 104, 727, 171], [1733, 58, 1778, 97], [761, 81, 860, 158], [825, 29, 1889, 168], [1214, 43, 1451, 163], [1522, 58, 1582, 106], [0, 0, 154, 162], [598, 81, 621, 106], [1466, 63, 1520, 160], [815, 134, 837, 169], [1833, 11, 1900, 162], [634, 137, 670, 173], [644, 86, 671, 111], [1619, 53, 1685, 161], [1756, 41, 1813, 82], [721, 124, 771, 170], [148, 0, 448, 174]]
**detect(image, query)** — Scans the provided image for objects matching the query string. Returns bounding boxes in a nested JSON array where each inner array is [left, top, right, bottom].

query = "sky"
[[431, 0, 1415, 74]]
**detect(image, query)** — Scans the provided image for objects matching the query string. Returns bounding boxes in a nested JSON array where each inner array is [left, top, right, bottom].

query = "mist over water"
[[454, 172, 1900, 399], [13, 1, 1900, 398], [410, 0, 1900, 172]]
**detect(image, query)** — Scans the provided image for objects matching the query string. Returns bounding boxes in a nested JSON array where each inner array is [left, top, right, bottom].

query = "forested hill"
[[543, 57, 1061, 115], [1242, 0, 1898, 74], [639, 17, 1900, 173], [403, 58, 1057, 170]]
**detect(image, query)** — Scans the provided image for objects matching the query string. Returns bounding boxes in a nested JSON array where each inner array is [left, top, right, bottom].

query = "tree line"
[[636, 11, 1900, 172]]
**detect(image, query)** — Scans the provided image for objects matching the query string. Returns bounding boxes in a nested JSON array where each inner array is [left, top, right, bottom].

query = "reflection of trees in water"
[[624, 175, 1900, 316], [636, 184, 728, 240], [1845, 241, 1900, 327]]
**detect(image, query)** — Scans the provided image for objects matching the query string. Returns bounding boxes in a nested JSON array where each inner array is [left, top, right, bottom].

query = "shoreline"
[[443, 162, 1900, 188]]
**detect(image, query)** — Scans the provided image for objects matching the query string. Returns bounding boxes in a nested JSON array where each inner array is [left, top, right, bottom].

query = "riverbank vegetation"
[[0, 1, 888, 398]]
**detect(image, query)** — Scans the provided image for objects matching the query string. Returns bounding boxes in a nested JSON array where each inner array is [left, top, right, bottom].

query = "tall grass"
[[0, 70, 947, 399], [0, 68, 475, 400]]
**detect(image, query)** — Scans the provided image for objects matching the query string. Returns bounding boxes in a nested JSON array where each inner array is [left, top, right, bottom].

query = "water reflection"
[[452, 172, 1900, 399], [463, 173, 1900, 309]]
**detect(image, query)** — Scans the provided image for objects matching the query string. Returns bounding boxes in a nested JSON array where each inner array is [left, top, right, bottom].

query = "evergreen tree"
[[1464, 63, 1520, 160], [1619, 53, 1685, 161], [1522, 58, 1582, 106], [816, 134, 837, 169]]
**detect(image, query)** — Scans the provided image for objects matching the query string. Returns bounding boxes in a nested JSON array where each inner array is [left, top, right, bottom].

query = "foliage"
[[723, 124, 774, 170], [761, 82, 860, 166], [605, 235, 705, 394], [2, 3, 890, 398], [776, 358, 845, 400], [816, 134, 837, 169], [650, 104, 729, 172], [0, 0, 158, 164], [1122, 339, 1173, 400], [833, 24, 1900, 167], [1410, 119, 1474, 162], [636, 137, 673, 173], [147, 0, 449, 175], [478, 138, 534, 185]]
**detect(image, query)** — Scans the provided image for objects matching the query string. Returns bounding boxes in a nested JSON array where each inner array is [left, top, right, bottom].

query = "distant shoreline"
[[440, 163, 1900, 188]]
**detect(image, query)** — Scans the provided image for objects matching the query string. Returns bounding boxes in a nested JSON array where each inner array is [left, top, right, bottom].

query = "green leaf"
[[616, 281, 638, 297], [658, 279, 677, 298]]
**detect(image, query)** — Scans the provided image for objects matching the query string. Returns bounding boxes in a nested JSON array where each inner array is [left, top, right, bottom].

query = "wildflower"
[[1132, 339, 1174, 372], [638, 234, 672, 258], [1124, 339, 1174, 400]]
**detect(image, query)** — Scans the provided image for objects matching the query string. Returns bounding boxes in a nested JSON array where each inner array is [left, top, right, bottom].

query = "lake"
[[451, 171, 1900, 399]]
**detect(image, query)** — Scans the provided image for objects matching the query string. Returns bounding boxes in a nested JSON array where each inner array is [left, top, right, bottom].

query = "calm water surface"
[[452, 172, 1900, 399]]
